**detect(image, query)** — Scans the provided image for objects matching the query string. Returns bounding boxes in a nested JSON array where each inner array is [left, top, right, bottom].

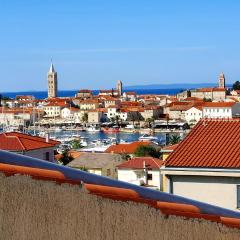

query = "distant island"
[[124, 82, 232, 90]]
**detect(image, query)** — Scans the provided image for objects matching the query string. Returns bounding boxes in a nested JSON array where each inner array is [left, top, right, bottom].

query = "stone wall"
[[0, 173, 239, 240]]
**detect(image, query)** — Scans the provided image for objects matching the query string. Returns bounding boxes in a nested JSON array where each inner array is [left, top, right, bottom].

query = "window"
[[45, 152, 50, 161], [147, 174, 152, 180], [237, 185, 240, 208]]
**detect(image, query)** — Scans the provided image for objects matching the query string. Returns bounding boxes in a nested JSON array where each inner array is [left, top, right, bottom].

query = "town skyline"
[[1, 1, 240, 91]]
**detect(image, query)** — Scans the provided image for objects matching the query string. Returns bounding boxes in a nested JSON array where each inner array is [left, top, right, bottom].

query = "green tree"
[[71, 139, 82, 149], [169, 134, 181, 145], [145, 117, 154, 128], [203, 98, 212, 102], [59, 149, 74, 165], [81, 113, 88, 123], [134, 145, 160, 158], [233, 81, 240, 90]]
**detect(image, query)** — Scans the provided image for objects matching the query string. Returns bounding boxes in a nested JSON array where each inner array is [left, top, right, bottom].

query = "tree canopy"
[[134, 145, 160, 158], [233, 81, 240, 90], [58, 149, 74, 165]]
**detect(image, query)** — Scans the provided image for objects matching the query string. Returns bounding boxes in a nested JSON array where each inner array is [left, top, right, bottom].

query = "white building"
[[185, 105, 203, 124], [44, 102, 69, 118], [202, 102, 240, 119], [117, 157, 163, 190], [61, 107, 81, 119]]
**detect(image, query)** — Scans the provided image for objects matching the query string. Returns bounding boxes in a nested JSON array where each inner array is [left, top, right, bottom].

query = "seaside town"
[[1, 62, 240, 213], [2, 2, 240, 239]]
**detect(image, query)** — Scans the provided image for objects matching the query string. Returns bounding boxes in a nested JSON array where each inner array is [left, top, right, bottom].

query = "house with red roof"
[[161, 119, 240, 211], [117, 157, 163, 189], [185, 104, 204, 124], [0, 132, 60, 162], [105, 141, 156, 156], [191, 87, 226, 101]]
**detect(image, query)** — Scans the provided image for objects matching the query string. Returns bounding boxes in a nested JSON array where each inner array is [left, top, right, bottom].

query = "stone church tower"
[[117, 80, 123, 96], [218, 72, 225, 88], [48, 63, 58, 98]]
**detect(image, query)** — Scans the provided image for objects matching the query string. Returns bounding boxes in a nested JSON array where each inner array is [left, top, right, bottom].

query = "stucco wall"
[[170, 175, 240, 210], [0, 173, 239, 240]]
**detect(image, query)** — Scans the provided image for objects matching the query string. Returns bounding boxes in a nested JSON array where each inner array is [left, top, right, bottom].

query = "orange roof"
[[0, 132, 60, 152], [45, 102, 69, 107], [196, 87, 225, 92], [79, 100, 99, 104], [105, 141, 151, 154], [165, 119, 240, 168], [117, 157, 163, 169], [161, 144, 179, 152], [55, 150, 82, 160], [203, 102, 236, 108]]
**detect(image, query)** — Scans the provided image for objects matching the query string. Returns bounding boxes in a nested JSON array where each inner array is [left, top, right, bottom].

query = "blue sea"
[[1, 88, 183, 99]]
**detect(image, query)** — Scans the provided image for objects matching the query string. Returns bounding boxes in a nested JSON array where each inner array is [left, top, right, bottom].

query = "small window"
[[45, 152, 50, 161], [237, 185, 240, 208], [147, 174, 152, 180]]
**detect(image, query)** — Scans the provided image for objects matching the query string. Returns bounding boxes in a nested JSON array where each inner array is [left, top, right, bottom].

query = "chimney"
[[144, 161, 148, 186], [45, 133, 49, 143]]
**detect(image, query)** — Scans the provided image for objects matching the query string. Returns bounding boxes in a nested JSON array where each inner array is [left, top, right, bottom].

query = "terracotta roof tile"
[[203, 102, 236, 108], [105, 141, 151, 154], [165, 119, 240, 168], [117, 157, 163, 169], [0, 132, 59, 151]]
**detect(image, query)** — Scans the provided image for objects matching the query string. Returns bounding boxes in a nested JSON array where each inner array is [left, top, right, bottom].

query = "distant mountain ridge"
[[124, 83, 232, 90]]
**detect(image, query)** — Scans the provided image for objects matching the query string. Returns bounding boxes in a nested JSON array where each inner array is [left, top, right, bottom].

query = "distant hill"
[[124, 83, 232, 90]]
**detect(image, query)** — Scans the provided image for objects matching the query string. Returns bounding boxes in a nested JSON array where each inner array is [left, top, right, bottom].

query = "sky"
[[1, 0, 240, 91]]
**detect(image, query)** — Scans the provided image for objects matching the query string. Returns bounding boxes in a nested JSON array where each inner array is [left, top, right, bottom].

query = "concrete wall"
[[0, 173, 239, 240], [118, 169, 161, 189], [23, 147, 56, 162], [170, 175, 240, 210]]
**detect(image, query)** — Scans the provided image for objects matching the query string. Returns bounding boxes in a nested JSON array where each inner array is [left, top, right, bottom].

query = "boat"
[[86, 126, 101, 132], [125, 124, 135, 129], [102, 126, 120, 133], [139, 134, 158, 142], [54, 127, 63, 132]]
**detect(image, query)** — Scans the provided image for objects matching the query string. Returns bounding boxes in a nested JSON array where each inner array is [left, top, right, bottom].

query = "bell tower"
[[48, 62, 58, 98], [117, 80, 123, 96], [218, 72, 225, 88]]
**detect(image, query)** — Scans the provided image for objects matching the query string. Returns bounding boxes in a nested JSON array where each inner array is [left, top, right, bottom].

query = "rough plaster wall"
[[0, 173, 239, 240]]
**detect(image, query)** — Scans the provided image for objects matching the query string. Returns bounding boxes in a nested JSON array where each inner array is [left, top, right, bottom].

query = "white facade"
[[162, 168, 240, 211], [107, 107, 118, 119], [118, 168, 161, 189], [185, 107, 203, 124], [203, 107, 233, 118], [44, 105, 65, 117]]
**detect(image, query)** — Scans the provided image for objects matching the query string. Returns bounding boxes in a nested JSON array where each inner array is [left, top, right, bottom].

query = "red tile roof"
[[203, 102, 236, 108], [0, 132, 60, 152], [165, 119, 240, 168], [105, 141, 151, 154], [196, 87, 226, 92], [117, 157, 163, 169], [161, 144, 179, 152]]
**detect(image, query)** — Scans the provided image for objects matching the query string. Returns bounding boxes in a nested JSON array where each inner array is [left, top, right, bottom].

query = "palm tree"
[[169, 134, 181, 145]]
